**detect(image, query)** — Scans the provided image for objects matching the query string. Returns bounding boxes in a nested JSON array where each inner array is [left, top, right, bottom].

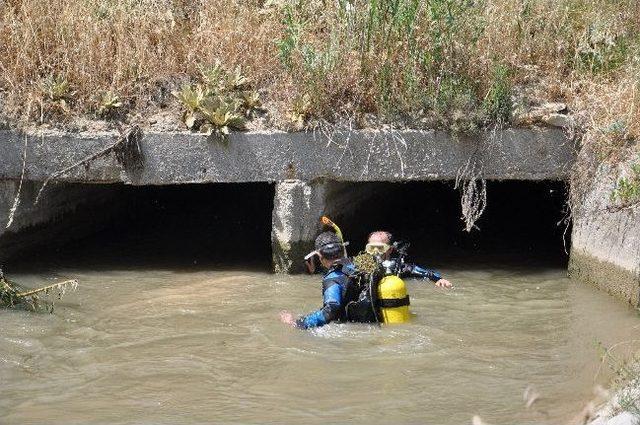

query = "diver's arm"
[[295, 283, 342, 329], [403, 263, 442, 282], [405, 264, 452, 287]]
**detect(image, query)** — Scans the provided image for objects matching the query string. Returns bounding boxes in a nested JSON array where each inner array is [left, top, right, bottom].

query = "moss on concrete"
[[569, 250, 640, 307]]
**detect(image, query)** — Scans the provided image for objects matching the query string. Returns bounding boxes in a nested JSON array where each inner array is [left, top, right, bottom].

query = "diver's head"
[[314, 231, 345, 268], [366, 230, 393, 259]]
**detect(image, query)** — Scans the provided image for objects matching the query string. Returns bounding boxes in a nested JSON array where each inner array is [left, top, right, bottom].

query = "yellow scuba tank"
[[378, 275, 410, 324]]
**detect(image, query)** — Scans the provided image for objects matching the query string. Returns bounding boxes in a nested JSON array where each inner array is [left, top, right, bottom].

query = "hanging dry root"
[[34, 125, 144, 204], [455, 157, 487, 232], [5, 134, 28, 229]]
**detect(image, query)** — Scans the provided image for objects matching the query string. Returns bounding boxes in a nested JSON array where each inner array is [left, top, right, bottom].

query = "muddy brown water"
[[1, 265, 639, 425]]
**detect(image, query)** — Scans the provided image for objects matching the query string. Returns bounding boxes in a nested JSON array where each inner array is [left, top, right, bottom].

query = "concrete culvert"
[[1, 182, 275, 270]]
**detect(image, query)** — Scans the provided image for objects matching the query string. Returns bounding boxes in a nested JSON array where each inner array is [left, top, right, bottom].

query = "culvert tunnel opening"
[[329, 180, 570, 269], [9, 182, 275, 270]]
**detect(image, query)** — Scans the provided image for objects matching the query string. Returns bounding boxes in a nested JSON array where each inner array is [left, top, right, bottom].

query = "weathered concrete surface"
[[0, 127, 574, 273], [0, 128, 573, 184], [0, 180, 123, 263], [569, 159, 640, 306], [271, 180, 327, 273]]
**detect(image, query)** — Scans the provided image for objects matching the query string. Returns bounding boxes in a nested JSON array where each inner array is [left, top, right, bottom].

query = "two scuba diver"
[[280, 220, 452, 329]]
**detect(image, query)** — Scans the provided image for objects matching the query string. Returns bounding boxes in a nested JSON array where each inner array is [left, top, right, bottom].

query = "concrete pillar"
[[271, 179, 327, 273]]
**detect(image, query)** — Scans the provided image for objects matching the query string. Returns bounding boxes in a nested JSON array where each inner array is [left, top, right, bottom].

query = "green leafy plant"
[[276, 4, 303, 69], [200, 63, 225, 93], [241, 90, 262, 117], [41, 74, 72, 102], [611, 161, 640, 206], [199, 96, 246, 137], [576, 25, 631, 74], [227, 66, 249, 90], [175, 64, 256, 135], [172, 84, 206, 129], [97, 91, 122, 117], [288, 93, 311, 129], [39, 74, 74, 118]]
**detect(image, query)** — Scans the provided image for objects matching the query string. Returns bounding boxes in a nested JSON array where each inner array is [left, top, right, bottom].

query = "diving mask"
[[304, 241, 349, 260], [365, 242, 391, 255]]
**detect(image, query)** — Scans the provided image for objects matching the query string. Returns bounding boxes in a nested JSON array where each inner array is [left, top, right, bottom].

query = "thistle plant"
[[39, 74, 74, 117], [199, 96, 246, 136], [97, 91, 122, 117], [41, 74, 72, 102], [174, 65, 253, 136], [241, 90, 262, 117], [288, 93, 311, 129], [200, 63, 225, 93], [611, 161, 640, 207], [227, 66, 249, 90], [172, 84, 206, 129]]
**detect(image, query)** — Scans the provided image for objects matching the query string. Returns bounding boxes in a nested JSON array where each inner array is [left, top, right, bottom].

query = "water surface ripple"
[[1, 267, 638, 424]]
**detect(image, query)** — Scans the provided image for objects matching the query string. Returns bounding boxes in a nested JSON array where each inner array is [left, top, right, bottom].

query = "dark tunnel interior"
[[12, 183, 276, 271], [8, 180, 570, 271], [333, 180, 570, 269]]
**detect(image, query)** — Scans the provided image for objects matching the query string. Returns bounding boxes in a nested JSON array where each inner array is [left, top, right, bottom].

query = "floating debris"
[[353, 251, 379, 275], [0, 269, 78, 313]]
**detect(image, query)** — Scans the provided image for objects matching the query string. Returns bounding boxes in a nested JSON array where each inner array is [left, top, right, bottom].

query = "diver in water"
[[280, 231, 360, 329], [366, 230, 453, 288]]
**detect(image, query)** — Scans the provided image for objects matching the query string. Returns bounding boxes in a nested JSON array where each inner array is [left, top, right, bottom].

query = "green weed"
[[483, 64, 512, 124], [173, 64, 252, 136], [611, 160, 640, 206], [276, 4, 303, 69], [97, 91, 122, 117]]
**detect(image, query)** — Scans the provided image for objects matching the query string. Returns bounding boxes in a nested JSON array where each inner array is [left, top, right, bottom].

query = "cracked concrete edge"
[[0, 128, 574, 184]]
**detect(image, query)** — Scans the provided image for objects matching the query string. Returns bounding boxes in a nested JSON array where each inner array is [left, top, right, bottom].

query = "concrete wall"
[[569, 158, 640, 306], [271, 180, 327, 273], [0, 128, 574, 184]]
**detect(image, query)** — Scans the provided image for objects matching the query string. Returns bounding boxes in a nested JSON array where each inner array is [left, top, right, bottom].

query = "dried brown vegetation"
[[0, 0, 638, 158]]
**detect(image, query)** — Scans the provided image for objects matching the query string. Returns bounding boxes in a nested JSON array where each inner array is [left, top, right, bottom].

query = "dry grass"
[[0, 0, 280, 124], [0, 0, 638, 158]]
